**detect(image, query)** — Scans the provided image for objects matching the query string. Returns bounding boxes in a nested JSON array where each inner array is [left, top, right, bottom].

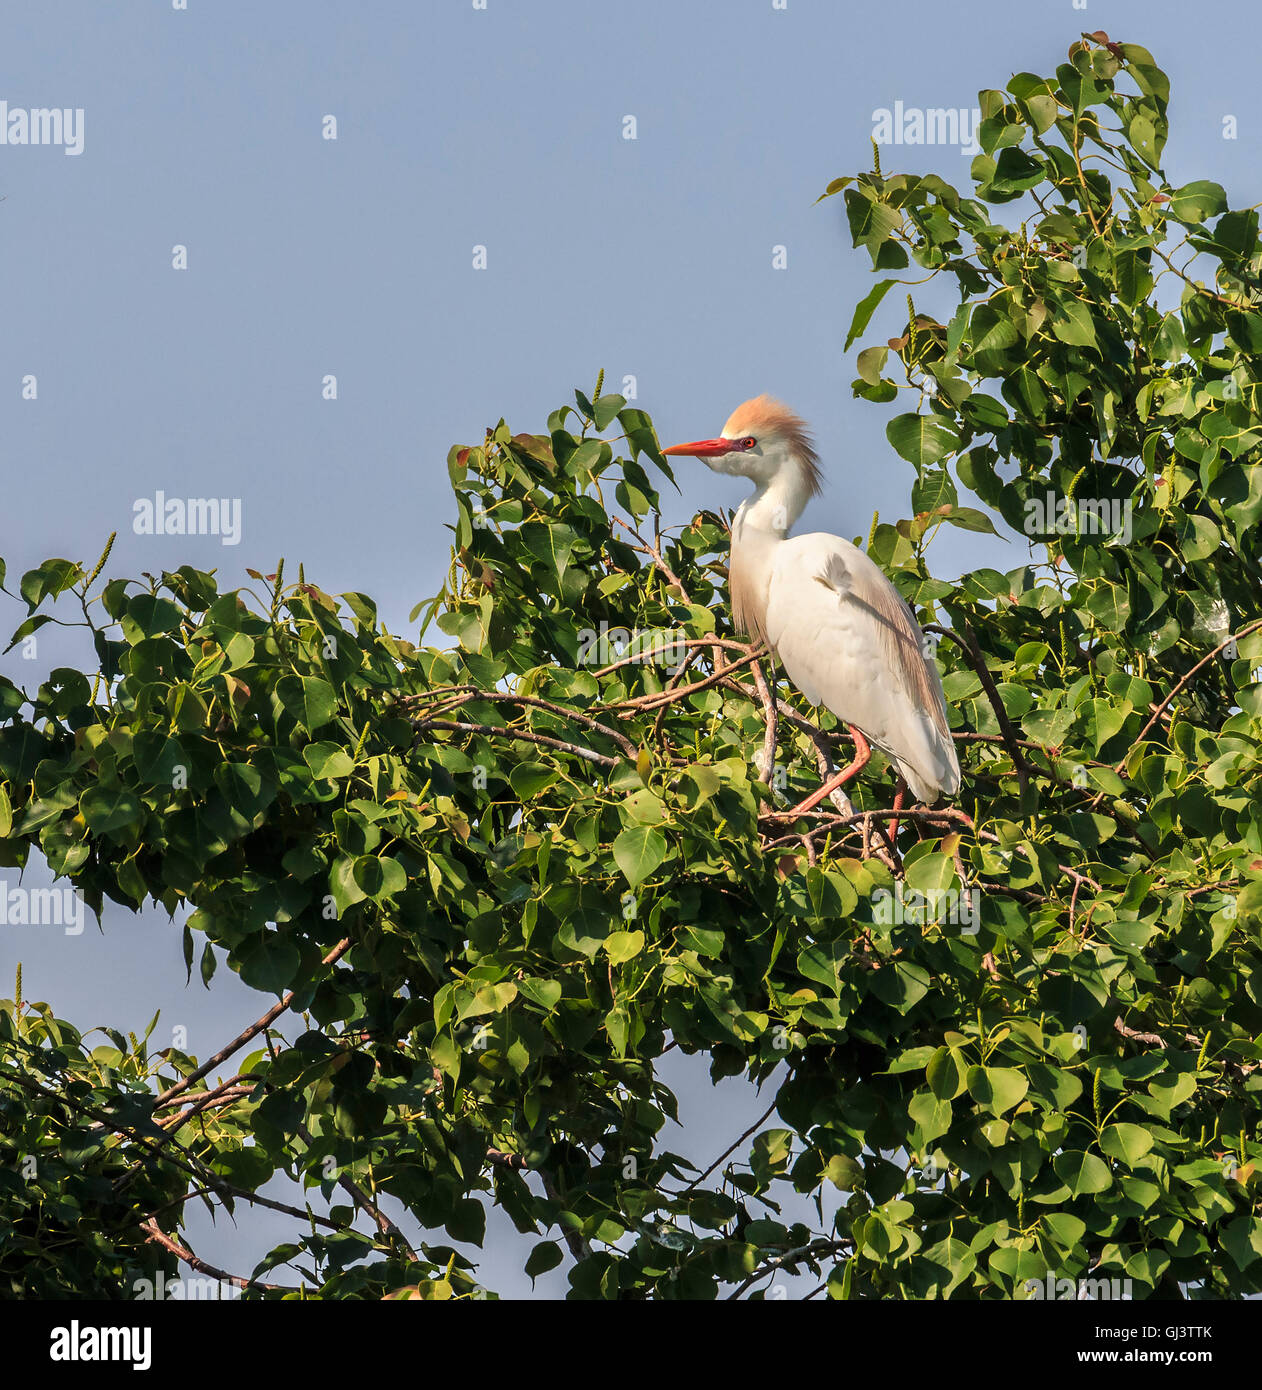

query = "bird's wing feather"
[[764, 533, 960, 801]]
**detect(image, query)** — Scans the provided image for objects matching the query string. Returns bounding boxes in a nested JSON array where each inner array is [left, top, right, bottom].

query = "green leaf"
[[927, 1047, 966, 1100], [120, 594, 183, 643], [592, 393, 627, 432], [886, 413, 960, 466], [908, 1092, 952, 1143], [869, 960, 931, 1013], [509, 763, 559, 798], [214, 762, 273, 822], [942, 507, 1000, 536], [352, 855, 407, 901], [446, 1198, 486, 1247], [1053, 1150, 1112, 1196], [605, 1006, 631, 1056], [845, 278, 896, 351], [1049, 297, 1098, 349], [612, 825, 667, 887], [303, 742, 356, 780], [604, 930, 645, 964], [970, 304, 1020, 357], [276, 675, 339, 732], [21, 559, 82, 612], [1168, 180, 1227, 224], [1099, 1123, 1154, 1164], [845, 189, 902, 255], [966, 1066, 1028, 1116], [525, 1241, 564, 1279], [237, 935, 300, 996], [904, 851, 956, 895], [133, 731, 187, 787], [517, 977, 562, 1011], [79, 786, 142, 837], [1221, 1215, 1262, 1272]]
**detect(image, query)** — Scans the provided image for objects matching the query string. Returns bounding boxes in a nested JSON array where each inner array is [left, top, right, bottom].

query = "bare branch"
[[154, 937, 352, 1108]]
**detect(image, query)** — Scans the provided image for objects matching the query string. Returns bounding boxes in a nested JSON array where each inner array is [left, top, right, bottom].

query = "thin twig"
[[154, 937, 352, 1108], [404, 689, 637, 758], [1114, 1017, 1166, 1049], [684, 1100, 779, 1194], [141, 1220, 292, 1292], [725, 1238, 851, 1300], [413, 718, 620, 769]]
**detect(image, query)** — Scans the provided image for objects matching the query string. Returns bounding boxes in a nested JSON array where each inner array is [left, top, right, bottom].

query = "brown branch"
[[613, 517, 688, 598], [725, 1238, 851, 1300], [611, 516, 736, 677], [972, 824, 1100, 894], [1114, 1016, 1166, 1049], [157, 1082, 256, 1129], [587, 635, 753, 680], [404, 689, 637, 758], [760, 804, 972, 828], [1114, 618, 1262, 772], [154, 1074, 250, 1114], [684, 1100, 779, 1194], [413, 718, 620, 769], [541, 1172, 592, 1263], [141, 1219, 291, 1292], [605, 651, 763, 711], [1088, 618, 1262, 808], [153, 937, 353, 1108], [293, 1117, 418, 1262], [718, 675, 856, 752], [650, 645, 704, 743]]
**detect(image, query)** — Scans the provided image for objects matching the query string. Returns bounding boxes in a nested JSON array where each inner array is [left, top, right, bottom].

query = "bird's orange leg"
[[790, 726, 871, 816], [887, 778, 907, 846]]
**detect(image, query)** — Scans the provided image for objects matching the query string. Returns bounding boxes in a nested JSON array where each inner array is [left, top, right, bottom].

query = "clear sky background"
[[3, 0, 1258, 1299]]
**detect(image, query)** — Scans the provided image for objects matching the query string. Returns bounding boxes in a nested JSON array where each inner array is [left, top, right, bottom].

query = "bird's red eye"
[[742, 436, 757, 449]]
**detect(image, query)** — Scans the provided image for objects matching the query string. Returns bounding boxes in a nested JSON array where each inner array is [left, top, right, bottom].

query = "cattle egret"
[[662, 395, 960, 815]]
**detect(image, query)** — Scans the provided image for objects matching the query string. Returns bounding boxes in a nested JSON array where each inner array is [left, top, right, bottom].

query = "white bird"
[[662, 395, 960, 814]]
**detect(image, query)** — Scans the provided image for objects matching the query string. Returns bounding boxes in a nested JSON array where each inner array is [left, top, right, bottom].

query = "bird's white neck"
[[726, 461, 813, 644], [733, 464, 811, 538]]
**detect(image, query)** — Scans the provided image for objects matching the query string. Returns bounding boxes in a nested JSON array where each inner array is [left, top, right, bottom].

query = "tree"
[[3, 33, 1262, 1299]]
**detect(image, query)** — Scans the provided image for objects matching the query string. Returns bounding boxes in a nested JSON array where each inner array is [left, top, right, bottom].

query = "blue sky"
[[3, 0, 1258, 1298]]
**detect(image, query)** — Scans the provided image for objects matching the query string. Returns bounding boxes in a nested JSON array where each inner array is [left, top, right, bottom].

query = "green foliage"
[[2, 37, 1262, 1299]]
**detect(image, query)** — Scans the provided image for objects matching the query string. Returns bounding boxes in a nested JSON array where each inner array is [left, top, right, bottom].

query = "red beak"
[[660, 437, 736, 458]]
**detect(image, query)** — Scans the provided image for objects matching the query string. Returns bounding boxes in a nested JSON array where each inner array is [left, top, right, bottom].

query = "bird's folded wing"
[[764, 533, 959, 798]]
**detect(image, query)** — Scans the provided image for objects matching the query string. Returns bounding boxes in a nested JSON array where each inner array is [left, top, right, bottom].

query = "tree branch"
[[153, 937, 352, 1108], [141, 1219, 291, 1293]]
